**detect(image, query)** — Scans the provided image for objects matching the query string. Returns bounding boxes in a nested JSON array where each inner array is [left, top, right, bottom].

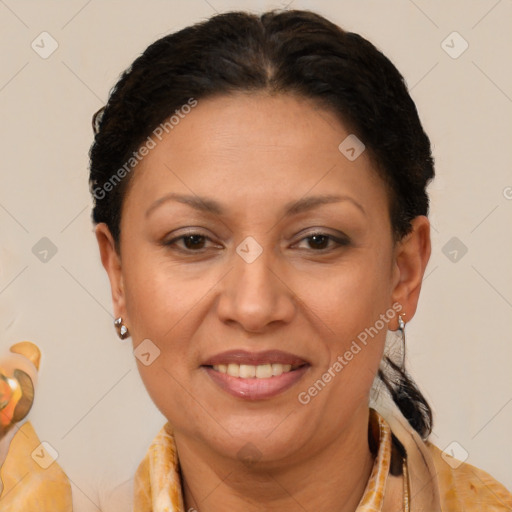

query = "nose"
[[216, 240, 296, 333]]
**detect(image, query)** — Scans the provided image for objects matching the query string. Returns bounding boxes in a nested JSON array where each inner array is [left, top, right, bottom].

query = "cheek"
[[122, 254, 213, 407], [125, 261, 202, 426], [314, 251, 392, 339], [298, 268, 390, 423], [306, 250, 391, 394], [123, 252, 200, 340]]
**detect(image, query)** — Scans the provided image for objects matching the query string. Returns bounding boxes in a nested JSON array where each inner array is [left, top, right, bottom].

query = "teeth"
[[239, 364, 256, 378], [227, 363, 239, 377], [256, 364, 272, 378], [212, 363, 295, 378], [271, 363, 283, 376]]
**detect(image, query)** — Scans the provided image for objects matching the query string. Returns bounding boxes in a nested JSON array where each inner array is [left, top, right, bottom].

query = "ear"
[[391, 216, 431, 327], [95, 223, 127, 324]]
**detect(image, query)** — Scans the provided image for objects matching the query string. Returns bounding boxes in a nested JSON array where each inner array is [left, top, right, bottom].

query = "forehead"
[[123, 92, 388, 219], [149, 92, 348, 157]]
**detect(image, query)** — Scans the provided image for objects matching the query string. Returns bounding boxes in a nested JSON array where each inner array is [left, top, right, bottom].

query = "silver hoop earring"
[[114, 317, 130, 340]]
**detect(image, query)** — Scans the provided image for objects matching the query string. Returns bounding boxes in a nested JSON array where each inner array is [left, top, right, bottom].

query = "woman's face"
[[97, 92, 429, 465]]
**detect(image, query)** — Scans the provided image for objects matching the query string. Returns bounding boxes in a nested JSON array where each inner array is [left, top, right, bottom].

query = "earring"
[[398, 314, 405, 333], [397, 314, 406, 365], [114, 317, 130, 340]]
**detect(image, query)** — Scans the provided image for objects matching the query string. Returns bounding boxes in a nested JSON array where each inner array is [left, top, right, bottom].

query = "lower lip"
[[203, 365, 310, 400]]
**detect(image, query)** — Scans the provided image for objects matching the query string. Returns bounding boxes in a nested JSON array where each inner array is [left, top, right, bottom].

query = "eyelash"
[[162, 231, 350, 254]]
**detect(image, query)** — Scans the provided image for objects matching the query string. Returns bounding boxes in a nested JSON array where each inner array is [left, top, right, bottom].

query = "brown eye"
[[163, 232, 213, 252], [306, 234, 330, 250], [296, 232, 350, 252], [181, 234, 207, 250]]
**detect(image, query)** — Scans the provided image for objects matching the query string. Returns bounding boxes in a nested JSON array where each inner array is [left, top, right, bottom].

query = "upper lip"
[[202, 350, 309, 367]]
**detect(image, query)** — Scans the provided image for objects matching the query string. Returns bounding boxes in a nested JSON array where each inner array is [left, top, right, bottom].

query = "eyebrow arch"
[[145, 192, 366, 219]]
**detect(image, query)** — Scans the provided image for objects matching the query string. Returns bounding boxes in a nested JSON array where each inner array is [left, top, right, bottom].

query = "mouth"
[[201, 350, 310, 400]]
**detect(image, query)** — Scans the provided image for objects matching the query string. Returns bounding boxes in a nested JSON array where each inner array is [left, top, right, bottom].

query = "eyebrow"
[[145, 192, 366, 219]]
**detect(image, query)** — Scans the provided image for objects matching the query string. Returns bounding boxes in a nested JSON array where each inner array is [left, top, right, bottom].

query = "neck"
[[175, 407, 375, 512]]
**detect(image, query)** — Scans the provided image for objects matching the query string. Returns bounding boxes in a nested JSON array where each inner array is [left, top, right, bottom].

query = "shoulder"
[[426, 441, 512, 511]]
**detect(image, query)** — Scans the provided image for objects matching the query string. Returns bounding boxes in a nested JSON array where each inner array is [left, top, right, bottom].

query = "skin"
[[96, 91, 431, 512]]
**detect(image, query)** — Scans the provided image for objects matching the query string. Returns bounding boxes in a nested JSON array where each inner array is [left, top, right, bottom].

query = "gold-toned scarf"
[[133, 398, 512, 512]]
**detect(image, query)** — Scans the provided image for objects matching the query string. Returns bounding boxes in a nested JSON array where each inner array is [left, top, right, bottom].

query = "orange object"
[[0, 341, 39, 438], [0, 341, 72, 510]]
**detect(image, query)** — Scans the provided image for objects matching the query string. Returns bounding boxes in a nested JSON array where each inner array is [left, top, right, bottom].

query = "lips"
[[201, 350, 310, 400]]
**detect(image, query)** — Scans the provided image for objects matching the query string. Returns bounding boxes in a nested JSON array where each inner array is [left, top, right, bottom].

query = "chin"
[[198, 408, 317, 463]]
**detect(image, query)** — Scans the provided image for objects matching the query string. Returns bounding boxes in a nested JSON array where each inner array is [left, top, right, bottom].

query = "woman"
[[88, 9, 511, 512]]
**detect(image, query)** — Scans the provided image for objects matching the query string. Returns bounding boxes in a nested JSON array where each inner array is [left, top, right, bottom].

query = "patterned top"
[[132, 404, 512, 512]]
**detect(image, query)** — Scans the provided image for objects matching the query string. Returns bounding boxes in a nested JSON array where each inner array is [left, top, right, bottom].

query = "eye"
[[163, 232, 217, 252], [295, 232, 350, 251]]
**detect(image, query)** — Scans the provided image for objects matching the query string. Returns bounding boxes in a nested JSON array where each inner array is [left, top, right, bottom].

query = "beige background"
[[1, 0, 511, 509]]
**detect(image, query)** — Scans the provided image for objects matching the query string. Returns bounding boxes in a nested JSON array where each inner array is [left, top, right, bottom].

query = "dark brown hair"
[[89, 9, 434, 439]]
